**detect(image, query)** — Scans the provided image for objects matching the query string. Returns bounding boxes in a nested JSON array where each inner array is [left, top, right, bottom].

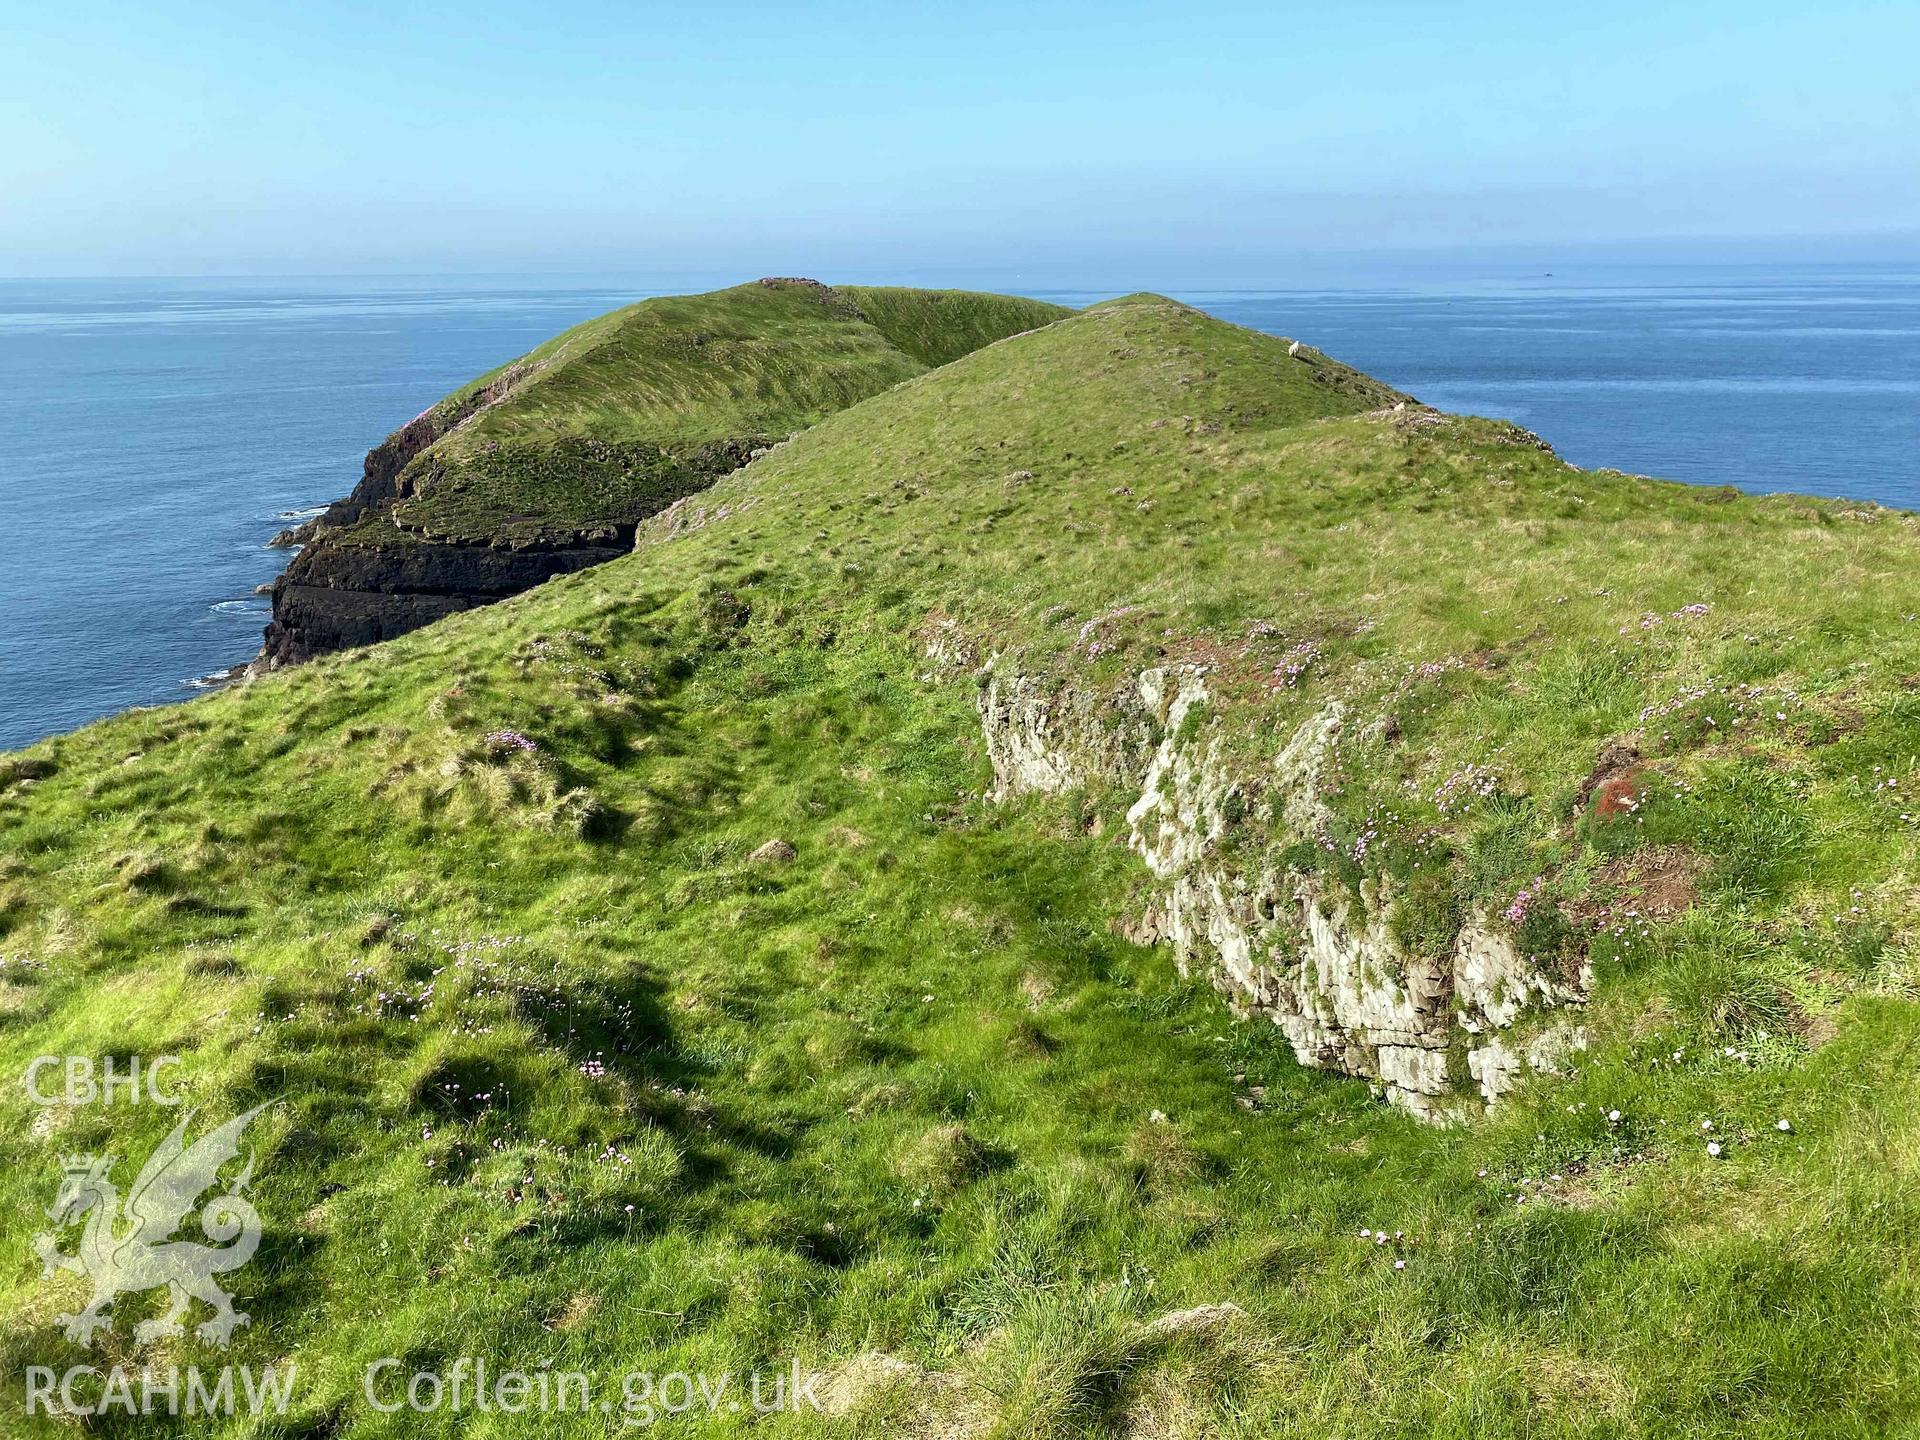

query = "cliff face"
[[262, 537, 630, 664], [942, 630, 1589, 1121], [256, 438, 757, 666], [267, 359, 540, 554]]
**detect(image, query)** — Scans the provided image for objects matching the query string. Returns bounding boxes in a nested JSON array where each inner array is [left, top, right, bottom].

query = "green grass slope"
[[5, 296, 1920, 1436]]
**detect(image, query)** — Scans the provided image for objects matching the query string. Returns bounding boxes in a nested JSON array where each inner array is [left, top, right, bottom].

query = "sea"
[[2, 264, 1916, 751]]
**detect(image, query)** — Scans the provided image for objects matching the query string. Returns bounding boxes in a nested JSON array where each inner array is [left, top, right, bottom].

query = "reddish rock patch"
[[1592, 773, 1644, 819], [1577, 741, 1642, 815]]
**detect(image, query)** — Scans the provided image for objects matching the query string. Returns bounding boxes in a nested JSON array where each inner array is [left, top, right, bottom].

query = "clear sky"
[[3, 0, 1915, 279]]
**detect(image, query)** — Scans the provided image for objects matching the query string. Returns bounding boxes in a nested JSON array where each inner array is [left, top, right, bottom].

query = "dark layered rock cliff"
[[255, 438, 758, 668], [261, 536, 630, 664]]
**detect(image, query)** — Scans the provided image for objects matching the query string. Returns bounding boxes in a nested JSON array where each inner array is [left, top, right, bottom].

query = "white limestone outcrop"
[[948, 646, 1587, 1120]]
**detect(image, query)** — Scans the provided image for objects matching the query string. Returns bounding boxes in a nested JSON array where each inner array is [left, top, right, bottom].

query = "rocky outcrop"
[[268, 366, 533, 551], [255, 432, 757, 669], [257, 534, 636, 665], [946, 629, 1588, 1121]]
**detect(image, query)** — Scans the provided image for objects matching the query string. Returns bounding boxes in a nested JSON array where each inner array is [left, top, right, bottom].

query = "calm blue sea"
[[2, 265, 1917, 751]]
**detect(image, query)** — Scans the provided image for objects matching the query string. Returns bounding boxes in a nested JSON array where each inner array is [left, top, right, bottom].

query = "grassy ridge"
[[377, 280, 1074, 544], [3, 297, 1920, 1435], [840, 286, 1073, 369]]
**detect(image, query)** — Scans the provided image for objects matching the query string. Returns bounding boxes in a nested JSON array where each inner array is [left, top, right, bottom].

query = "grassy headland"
[[3, 294, 1919, 1436], [379, 280, 1073, 543], [261, 280, 1070, 663]]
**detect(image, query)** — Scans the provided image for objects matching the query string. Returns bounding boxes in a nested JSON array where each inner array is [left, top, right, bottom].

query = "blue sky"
[[2, 0, 1915, 278]]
